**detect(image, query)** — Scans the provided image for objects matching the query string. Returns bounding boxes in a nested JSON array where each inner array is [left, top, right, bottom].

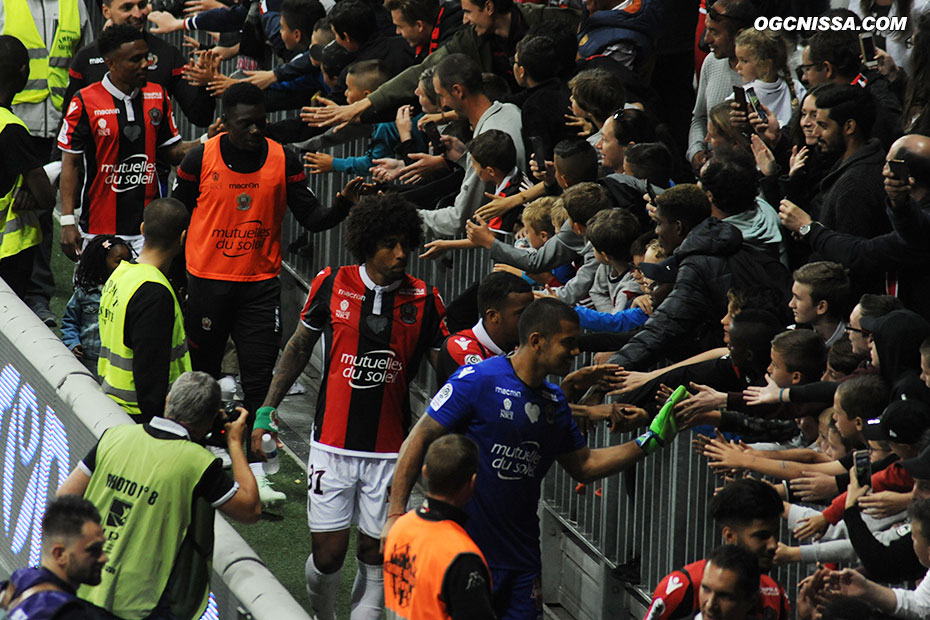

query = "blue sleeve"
[[331, 154, 374, 175], [187, 4, 247, 31], [273, 50, 314, 82], [331, 123, 396, 174], [574, 306, 647, 333], [426, 365, 482, 431], [60, 292, 83, 350]]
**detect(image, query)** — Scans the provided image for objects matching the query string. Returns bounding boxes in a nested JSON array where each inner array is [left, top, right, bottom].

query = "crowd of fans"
[[8, 0, 930, 617]]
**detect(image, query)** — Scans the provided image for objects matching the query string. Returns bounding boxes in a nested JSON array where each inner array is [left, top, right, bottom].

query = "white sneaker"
[[208, 445, 232, 469], [257, 474, 286, 505]]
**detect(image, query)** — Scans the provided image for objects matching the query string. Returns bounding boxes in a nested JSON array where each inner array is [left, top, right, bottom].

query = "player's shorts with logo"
[[305, 445, 395, 537]]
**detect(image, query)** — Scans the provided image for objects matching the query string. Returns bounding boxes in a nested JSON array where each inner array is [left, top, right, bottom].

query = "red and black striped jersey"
[[301, 264, 448, 455], [435, 320, 505, 386], [645, 559, 790, 620], [57, 75, 179, 236]]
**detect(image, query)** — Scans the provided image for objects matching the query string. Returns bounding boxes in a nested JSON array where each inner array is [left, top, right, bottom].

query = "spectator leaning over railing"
[[302, 0, 580, 131]]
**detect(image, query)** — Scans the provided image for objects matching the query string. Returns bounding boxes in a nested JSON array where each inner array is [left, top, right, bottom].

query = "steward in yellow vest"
[[97, 197, 191, 422], [0, 35, 55, 298], [57, 371, 262, 620], [1, 0, 83, 111], [383, 435, 495, 620]]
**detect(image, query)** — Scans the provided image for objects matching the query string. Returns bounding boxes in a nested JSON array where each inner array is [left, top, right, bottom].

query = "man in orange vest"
[[172, 81, 351, 503], [384, 434, 495, 620]]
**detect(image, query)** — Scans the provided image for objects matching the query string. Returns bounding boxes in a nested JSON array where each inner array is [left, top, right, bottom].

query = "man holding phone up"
[[778, 133, 930, 320]]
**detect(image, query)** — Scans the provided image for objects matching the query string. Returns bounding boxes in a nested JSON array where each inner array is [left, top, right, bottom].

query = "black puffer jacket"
[[609, 218, 742, 370]]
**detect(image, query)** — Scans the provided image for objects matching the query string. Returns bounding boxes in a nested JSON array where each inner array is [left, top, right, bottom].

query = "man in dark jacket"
[[807, 84, 889, 240], [306, 0, 580, 128], [608, 185, 746, 370], [779, 134, 930, 320], [386, 0, 463, 63], [503, 34, 574, 167], [329, 0, 415, 86]]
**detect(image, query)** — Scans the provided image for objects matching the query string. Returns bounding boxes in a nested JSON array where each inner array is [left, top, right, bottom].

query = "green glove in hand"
[[635, 385, 687, 454], [254, 406, 279, 433]]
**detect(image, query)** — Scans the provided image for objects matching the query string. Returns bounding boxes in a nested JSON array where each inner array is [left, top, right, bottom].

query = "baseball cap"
[[321, 41, 354, 77], [639, 256, 678, 284], [309, 43, 326, 62], [864, 399, 930, 443]]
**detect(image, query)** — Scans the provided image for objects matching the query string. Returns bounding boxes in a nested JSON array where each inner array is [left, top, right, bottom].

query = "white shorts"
[[306, 446, 396, 538]]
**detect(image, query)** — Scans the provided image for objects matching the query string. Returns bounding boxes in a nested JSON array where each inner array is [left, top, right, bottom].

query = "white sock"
[[306, 554, 341, 620], [349, 560, 384, 620], [250, 462, 264, 479]]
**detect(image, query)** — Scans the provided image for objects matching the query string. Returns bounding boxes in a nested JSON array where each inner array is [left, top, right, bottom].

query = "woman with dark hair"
[[596, 108, 657, 172], [752, 86, 832, 212]]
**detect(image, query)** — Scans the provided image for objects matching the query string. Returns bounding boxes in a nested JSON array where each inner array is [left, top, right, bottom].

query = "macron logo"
[[454, 337, 471, 351], [457, 367, 475, 379], [665, 575, 684, 596]]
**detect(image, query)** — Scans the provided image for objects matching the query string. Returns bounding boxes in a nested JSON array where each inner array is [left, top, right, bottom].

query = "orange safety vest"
[[384, 510, 488, 620], [186, 134, 287, 282]]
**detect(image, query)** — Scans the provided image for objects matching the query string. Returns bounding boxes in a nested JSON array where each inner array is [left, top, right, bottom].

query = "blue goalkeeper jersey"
[[426, 355, 586, 572]]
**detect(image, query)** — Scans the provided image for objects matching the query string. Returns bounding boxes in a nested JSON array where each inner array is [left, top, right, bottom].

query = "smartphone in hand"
[[745, 86, 768, 124], [423, 120, 445, 155]]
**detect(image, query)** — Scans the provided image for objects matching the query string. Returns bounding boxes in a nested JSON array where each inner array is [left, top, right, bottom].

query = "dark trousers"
[[24, 136, 56, 309], [185, 274, 282, 423], [0, 246, 38, 299]]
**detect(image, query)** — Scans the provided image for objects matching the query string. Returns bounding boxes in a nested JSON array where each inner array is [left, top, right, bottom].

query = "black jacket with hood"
[[863, 309, 930, 404], [608, 218, 742, 370]]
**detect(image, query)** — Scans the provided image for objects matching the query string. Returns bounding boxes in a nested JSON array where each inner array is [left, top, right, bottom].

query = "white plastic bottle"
[[261, 434, 280, 475]]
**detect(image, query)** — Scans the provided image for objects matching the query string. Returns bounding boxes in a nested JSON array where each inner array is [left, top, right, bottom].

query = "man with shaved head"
[[778, 133, 930, 320]]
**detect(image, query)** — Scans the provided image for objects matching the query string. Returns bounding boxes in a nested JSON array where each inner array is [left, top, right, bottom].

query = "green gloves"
[[635, 385, 687, 454], [254, 406, 279, 433]]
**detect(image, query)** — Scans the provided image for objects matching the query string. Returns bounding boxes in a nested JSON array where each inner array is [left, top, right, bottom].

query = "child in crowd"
[[574, 212, 649, 334], [780, 399, 929, 566], [732, 28, 804, 127], [61, 236, 132, 377], [253, 0, 326, 111], [468, 130, 531, 233], [622, 142, 674, 190], [304, 60, 428, 175], [566, 68, 626, 151]]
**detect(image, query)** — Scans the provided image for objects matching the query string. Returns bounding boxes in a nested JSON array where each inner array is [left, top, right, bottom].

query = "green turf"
[[227, 453, 358, 616]]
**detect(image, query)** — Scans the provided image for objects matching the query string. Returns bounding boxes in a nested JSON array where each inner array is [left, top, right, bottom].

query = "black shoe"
[[31, 305, 57, 328]]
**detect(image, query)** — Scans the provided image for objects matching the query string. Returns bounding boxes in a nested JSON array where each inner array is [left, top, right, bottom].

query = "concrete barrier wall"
[[0, 279, 310, 620]]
